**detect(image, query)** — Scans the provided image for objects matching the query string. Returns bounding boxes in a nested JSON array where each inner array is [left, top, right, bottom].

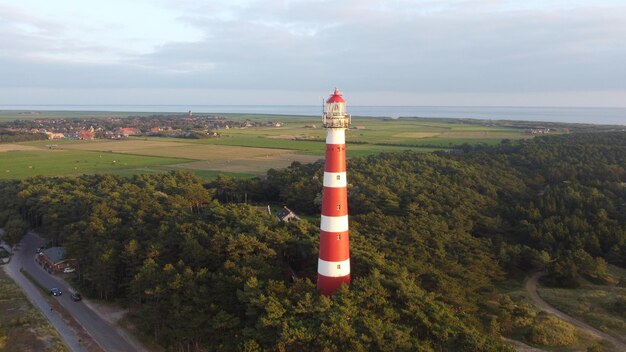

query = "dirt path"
[[525, 272, 626, 351]]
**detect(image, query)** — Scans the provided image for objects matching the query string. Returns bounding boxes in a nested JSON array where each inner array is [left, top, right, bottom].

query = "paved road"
[[6, 232, 137, 352], [525, 272, 626, 351]]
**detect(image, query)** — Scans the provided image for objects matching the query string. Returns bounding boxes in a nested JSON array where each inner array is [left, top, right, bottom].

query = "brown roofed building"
[[36, 247, 78, 273]]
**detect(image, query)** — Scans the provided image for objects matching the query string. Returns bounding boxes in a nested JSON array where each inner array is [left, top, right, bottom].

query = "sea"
[[1, 105, 625, 126]]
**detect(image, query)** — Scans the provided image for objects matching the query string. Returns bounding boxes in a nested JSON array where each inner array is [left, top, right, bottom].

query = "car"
[[63, 267, 76, 273], [70, 292, 82, 302], [50, 288, 62, 296]]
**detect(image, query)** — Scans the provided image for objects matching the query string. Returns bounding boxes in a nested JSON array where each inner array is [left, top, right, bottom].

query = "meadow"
[[0, 112, 531, 180], [0, 147, 186, 180]]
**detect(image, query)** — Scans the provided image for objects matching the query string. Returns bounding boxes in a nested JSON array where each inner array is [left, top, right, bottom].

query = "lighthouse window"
[[337, 264, 341, 269], [336, 175, 341, 180], [336, 234, 341, 240], [336, 204, 341, 210]]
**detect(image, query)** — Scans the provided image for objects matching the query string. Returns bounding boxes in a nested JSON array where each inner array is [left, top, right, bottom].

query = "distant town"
[[1, 112, 284, 140]]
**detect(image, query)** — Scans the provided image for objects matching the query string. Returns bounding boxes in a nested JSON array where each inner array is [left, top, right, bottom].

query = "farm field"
[[1, 113, 532, 180], [194, 117, 528, 149], [0, 148, 186, 180]]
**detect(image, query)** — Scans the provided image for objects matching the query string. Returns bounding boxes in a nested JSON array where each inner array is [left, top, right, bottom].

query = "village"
[[1, 112, 284, 140]]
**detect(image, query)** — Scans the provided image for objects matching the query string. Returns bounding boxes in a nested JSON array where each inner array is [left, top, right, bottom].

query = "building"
[[79, 127, 95, 140], [277, 206, 301, 222], [317, 88, 352, 295], [45, 132, 65, 140], [36, 247, 78, 273], [118, 127, 142, 137]]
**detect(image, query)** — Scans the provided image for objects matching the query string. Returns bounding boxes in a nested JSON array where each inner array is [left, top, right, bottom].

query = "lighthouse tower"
[[317, 88, 351, 295]]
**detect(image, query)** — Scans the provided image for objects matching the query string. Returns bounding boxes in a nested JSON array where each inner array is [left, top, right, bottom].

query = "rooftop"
[[42, 247, 65, 263]]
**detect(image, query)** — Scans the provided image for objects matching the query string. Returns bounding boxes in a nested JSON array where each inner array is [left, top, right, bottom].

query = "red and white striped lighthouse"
[[317, 88, 351, 295]]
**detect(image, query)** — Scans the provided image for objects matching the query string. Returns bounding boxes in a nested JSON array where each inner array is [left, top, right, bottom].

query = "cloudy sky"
[[1, 0, 625, 106]]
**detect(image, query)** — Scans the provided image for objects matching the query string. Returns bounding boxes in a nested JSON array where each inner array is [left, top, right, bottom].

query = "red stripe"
[[317, 273, 351, 296], [319, 230, 350, 261], [321, 187, 348, 216], [324, 144, 346, 172]]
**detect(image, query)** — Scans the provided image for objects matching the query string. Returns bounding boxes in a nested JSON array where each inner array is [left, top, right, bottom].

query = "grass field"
[[0, 148, 186, 180], [537, 266, 626, 341], [1, 113, 530, 180], [0, 269, 69, 351]]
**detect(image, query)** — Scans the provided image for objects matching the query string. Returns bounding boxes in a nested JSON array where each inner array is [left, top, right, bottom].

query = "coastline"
[[1, 105, 625, 125]]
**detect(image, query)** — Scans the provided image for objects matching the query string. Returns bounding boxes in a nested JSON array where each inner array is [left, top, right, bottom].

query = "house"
[[118, 127, 142, 137], [45, 132, 65, 140], [36, 247, 78, 273], [277, 206, 301, 222], [79, 128, 95, 140]]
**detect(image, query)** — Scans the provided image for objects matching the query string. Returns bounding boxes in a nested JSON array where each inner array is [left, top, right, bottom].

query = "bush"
[[525, 312, 576, 346], [510, 302, 536, 329], [611, 297, 626, 318]]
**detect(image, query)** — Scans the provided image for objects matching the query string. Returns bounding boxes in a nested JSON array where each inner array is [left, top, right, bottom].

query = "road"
[[525, 272, 626, 351], [5, 232, 138, 352]]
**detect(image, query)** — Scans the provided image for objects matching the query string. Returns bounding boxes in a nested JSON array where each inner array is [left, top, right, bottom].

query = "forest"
[[0, 131, 624, 351]]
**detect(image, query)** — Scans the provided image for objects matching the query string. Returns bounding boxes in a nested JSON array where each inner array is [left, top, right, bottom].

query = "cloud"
[[1, 0, 625, 105]]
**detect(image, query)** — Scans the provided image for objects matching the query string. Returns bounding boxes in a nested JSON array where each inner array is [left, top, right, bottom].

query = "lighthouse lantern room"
[[322, 88, 352, 128]]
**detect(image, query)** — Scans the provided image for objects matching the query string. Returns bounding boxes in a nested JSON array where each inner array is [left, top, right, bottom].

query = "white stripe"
[[326, 128, 345, 144], [318, 258, 350, 277], [320, 215, 349, 232], [323, 172, 347, 188]]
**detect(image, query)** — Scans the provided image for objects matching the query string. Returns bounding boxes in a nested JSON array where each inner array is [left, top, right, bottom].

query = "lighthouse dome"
[[327, 88, 345, 103]]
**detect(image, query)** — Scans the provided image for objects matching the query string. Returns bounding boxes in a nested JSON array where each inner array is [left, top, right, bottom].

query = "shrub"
[[525, 312, 576, 346]]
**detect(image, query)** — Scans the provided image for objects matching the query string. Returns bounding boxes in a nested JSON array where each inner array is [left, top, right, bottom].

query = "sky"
[[1, 0, 625, 107]]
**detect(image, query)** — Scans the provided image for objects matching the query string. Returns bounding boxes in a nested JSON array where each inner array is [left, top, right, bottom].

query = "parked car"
[[50, 288, 62, 296], [63, 267, 76, 273], [70, 292, 82, 302]]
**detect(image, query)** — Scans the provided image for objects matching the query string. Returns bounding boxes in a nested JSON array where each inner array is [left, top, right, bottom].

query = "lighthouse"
[[317, 88, 351, 295]]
